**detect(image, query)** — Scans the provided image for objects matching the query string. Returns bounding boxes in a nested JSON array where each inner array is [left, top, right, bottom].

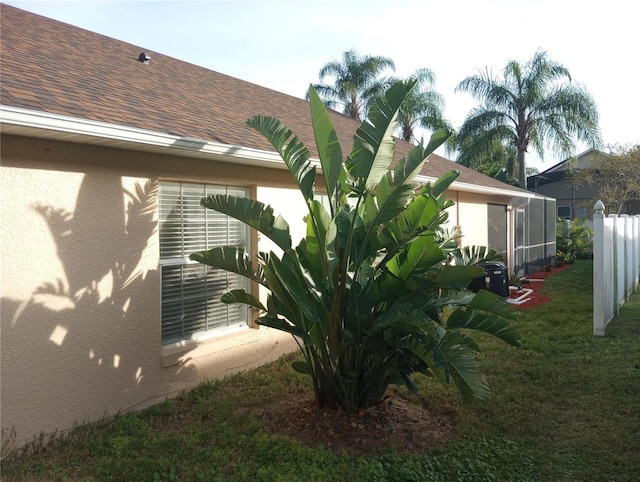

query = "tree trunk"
[[507, 154, 516, 178], [518, 149, 526, 188]]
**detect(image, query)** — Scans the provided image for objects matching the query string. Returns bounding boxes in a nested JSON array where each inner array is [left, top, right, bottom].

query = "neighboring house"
[[528, 149, 640, 219], [0, 5, 554, 445]]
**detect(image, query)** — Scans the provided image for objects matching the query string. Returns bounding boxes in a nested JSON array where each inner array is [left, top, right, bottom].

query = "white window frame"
[[513, 208, 526, 276], [158, 181, 250, 345]]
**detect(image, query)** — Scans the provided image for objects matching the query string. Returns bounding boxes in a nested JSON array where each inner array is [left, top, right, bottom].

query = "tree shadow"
[[1, 172, 196, 445]]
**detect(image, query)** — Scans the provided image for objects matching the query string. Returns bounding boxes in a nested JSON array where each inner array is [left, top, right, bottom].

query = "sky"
[[4, 0, 640, 171]]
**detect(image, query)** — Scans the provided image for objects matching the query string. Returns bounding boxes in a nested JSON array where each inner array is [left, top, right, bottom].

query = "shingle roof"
[[0, 4, 529, 193], [526, 149, 608, 189]]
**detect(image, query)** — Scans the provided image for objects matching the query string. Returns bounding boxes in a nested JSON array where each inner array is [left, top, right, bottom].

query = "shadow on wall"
[[1, 172, 196, 446]]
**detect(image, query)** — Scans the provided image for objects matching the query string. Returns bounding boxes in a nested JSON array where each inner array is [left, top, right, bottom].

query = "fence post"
[[593, 200, 605, 336], [611, 214, 622, 315], [635, 215, 640, 289], [621, 214, 632, 300]]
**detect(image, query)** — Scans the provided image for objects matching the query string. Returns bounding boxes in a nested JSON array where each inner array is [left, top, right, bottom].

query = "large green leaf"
[[309, 87, 343, 205], [432, 265, 485, 290], [246, 115, 316, 203], [365, 137, 440, 229], [451, 245, 503, 266], [189, 246, 266, 286], [256, 315, 308, 340], [446, 291, 521, 347], [372, 173, 415, 224], [294, 200, 340, 310], [423, 128, 453, 159], [422, 169, 460, 198], [200, 195, 291, 252], [220, 289, 266, 312], [468, 288, 517, 319], [436, 331, 489, 402], [266, 250, 328, 328], [346, 80, 414, 190], [366, 130, 451, 231], [378, 193, 442, 249], [385, 235, 444, 279], [379, 237, 445, 298], [369, 303, 441, 341], [266, 295, 297, 329], [291, 360, 312, 375]]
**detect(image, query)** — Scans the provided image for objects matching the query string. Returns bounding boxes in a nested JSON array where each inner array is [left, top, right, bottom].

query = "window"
[[159, 181, 250, 345], [557, 206, 571, 219]]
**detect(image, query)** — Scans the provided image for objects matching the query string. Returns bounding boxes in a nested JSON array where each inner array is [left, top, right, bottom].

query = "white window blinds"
[[159, 181, 250, 344]]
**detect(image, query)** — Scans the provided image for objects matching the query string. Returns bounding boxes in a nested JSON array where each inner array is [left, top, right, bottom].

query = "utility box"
[[468, 261, 509, 297]]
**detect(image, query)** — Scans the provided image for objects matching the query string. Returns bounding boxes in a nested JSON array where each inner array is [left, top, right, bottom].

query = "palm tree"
[[397, 68, 452, 144], [309, 49, 395, 121], [457, 133, 518, 180], [455, 51, 601, 187]]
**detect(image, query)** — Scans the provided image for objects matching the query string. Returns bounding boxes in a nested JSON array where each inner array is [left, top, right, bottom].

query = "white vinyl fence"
[[593, 201, 640, 336]]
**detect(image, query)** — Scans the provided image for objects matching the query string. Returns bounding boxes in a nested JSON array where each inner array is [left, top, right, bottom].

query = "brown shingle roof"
[[0, 4, 528, 193]]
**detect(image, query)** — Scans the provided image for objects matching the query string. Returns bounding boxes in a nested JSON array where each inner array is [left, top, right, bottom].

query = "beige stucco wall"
[[447, 190, 516, 270], [0, 135, 299, 447], [454, 192, 490, 247], [1, 134, 516, 446], [449, 191, 512, 247]]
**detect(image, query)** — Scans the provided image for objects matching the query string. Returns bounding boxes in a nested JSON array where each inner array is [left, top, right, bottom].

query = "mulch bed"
[[508, 263, 572, 309], [254, 389, 457, 455]]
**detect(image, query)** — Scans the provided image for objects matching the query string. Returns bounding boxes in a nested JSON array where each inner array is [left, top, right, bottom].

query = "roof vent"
[[138, 52, 150, 64]]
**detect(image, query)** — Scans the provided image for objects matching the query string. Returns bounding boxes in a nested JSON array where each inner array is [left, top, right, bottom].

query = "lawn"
[[2, 260, 639, 481]]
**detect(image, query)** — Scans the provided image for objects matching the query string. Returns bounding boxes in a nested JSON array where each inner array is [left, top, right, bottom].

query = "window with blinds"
[[159, 181, 250, 344]]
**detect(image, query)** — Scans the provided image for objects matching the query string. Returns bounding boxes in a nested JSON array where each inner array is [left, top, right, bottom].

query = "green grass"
[[3, 260, 639, 481]]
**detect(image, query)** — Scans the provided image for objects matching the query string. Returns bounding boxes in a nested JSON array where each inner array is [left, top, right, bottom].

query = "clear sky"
[[4, 0, 639, 171]]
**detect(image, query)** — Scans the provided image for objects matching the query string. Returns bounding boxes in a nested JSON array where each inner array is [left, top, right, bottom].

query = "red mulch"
[[508, 263, 572, 309]]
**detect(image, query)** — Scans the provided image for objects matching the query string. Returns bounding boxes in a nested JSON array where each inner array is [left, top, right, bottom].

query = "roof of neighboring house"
[[1, 4, 531, 196], [538, 148, 606, 175], [527, 148, 607, 189]]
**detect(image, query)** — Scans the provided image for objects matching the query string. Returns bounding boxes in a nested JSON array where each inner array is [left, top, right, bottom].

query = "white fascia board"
[[0, 105, 287, 167], [1, 105, 544, 200], [413, 174, 537, 199]]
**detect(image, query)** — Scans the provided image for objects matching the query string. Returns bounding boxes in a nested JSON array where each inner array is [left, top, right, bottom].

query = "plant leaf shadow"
[[1, 172, 197, 445]]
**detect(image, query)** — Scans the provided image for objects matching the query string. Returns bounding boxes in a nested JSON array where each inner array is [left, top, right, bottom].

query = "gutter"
[[1, 105, 541, 200], [0, 105, 287, 168], [416, 175, 539, 199]]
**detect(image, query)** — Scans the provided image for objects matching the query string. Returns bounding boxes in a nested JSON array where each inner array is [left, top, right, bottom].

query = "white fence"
[[593, 201, 640, 335]]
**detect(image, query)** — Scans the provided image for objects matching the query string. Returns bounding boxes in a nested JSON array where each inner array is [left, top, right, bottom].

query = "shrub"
[[556, 218, 593, 259], [191, 80, 519, 413]]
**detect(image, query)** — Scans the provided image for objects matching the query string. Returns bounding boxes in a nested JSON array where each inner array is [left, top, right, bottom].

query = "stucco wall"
[[0, 135, 298, 447], [453, 191, 507, 248], [1, 134, 518, 446], [448, 190, 520, 271]]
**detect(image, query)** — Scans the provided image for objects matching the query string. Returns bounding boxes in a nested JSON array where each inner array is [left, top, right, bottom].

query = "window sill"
[[161, 325, 258, 368]]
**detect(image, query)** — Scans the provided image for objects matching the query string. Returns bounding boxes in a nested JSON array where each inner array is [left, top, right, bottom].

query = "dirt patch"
[[253, 389, 457, 455], [509, 263, 572, 309]]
